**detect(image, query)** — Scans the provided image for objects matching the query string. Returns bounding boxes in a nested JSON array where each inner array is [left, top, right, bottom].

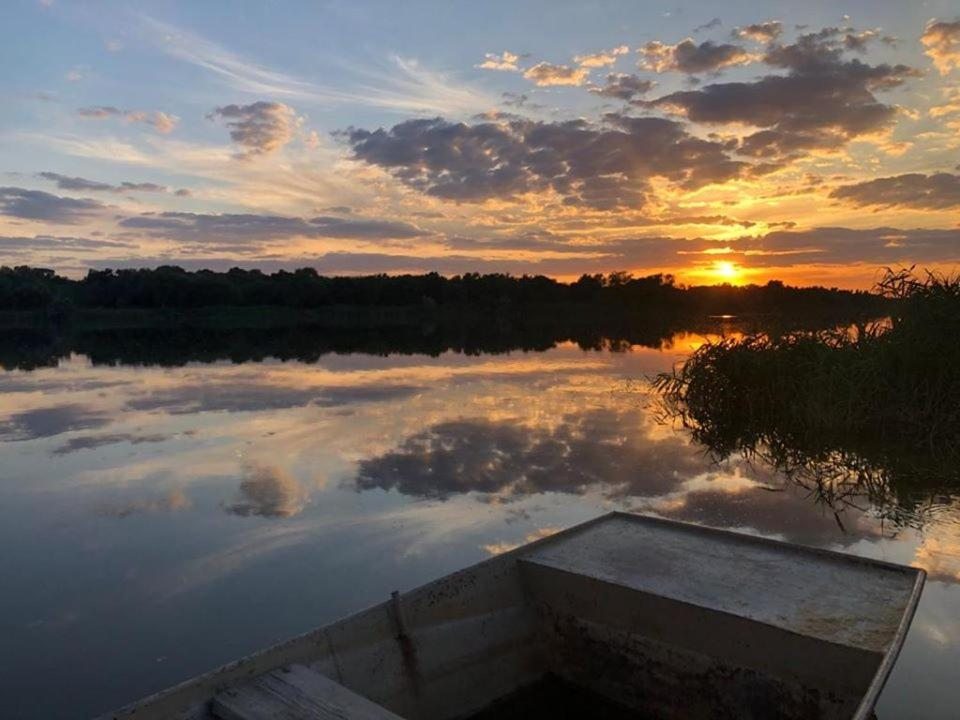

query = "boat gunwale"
[[851, 567, 925, 720], [93, 511, 925, 720], [92, 512, 616, 720]]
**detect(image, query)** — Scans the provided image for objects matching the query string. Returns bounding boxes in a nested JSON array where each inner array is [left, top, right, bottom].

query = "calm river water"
[[1, 327, 957, 718]]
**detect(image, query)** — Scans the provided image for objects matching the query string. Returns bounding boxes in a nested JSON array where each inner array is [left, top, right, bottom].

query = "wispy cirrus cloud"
[[116, 210, 428, 244], [77, 105, 178, 134], [0, 235, 136, 251], [140, 16, 494, 116], [37, 171, 174, 194]]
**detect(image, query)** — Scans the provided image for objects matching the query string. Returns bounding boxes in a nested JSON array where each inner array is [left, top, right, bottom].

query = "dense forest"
[[0, 265, 888, 319]]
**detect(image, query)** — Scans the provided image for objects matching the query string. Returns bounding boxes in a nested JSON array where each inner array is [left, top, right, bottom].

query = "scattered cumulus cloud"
[[733, 21, 784, 42], [638, 39, 755, 74], [647, 29, 921, 158], [523, 62, 591, 86], [225, 462, 308, 518], [922, 19, 960, 75], [477, 51, 520, 71], [346, 114, 748, 209], [353, 411, 710, 502], [207, 101, 299, 159], [575, 45, 630, 68], [589, 73, 655, 101]]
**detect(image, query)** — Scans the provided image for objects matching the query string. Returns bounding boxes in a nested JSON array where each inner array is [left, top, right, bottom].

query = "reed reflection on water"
[[0, 314, 957, 719]]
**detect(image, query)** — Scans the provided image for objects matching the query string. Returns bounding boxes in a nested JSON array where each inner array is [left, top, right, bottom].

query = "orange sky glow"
[[3, 4, 959, 289]]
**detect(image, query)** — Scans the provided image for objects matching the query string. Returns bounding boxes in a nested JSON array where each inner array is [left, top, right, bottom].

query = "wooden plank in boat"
[[212, 663, 402, 720]]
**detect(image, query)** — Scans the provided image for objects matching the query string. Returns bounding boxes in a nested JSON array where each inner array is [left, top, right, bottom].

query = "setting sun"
[[712, 261, 742, 283]]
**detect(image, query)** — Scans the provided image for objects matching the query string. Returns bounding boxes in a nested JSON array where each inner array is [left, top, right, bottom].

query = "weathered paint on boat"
[[94, 512, 925, 720]]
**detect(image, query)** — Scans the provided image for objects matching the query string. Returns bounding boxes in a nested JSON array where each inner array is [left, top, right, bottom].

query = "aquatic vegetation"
[[655, 269, 960, 527]]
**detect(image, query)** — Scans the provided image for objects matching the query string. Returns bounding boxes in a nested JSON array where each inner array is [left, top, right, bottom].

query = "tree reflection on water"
[[654, 270, 960, 532]]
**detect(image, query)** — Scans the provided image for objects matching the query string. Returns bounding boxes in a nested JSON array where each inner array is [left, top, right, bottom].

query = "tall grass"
[[654, 269, 960, 526]]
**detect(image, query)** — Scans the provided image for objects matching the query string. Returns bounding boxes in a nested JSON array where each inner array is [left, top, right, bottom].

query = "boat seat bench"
[[212, 664, 403, 720]]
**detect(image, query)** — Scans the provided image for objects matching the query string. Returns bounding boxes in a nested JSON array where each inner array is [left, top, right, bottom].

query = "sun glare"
[[712, 261, 741, 282]]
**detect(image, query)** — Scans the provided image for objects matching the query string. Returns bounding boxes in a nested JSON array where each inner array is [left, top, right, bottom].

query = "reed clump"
[[655, 269, 960, 505]]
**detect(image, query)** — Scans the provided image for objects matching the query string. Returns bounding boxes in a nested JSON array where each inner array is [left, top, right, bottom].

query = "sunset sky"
[[2, 1, 959, 288]]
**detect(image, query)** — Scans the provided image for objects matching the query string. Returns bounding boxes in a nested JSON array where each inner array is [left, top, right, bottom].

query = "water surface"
[[1, 326, 957, 718]]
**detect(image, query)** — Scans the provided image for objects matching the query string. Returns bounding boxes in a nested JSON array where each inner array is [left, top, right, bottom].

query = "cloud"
[[0, 404, 110, 441], [483, 527, 560, 556], [86, 223, 960, 278], [647, 29, 921, 158], [125, 380, 422, 414], [0, 234, 136, 251], [77, 106, 178, 133], [589, 73, 655, 101], [523, 62, 590, 86], [96, 488, 191, 519], [308, 216, 428, 239], [477, 51, 520, 71], [125, 110, 178, 134], [726, 226, 960, 266], [0, 187, 104, 223], [658, 483, 877, 547], [141, 16, 494, 116], [53, 433, 169, 455], [207, 101, 299, 159], [575, 45, 630, 68], [353, 411, 711, 502], [694, 18, 722, 34], [224, 462, 308, 518], [922, 19, 960, 75], [117, 211, 427, 243], [344, 114, 747, 209], [77, 106, 120, 118], [733, 21, 783, 42], [829, 173, 960, 210], [638, 39, 754, 74], [38, 172, 170, 194], [501, 92, 531, 108]]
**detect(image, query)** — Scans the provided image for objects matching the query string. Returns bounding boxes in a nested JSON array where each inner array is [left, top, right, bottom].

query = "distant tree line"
[[0, 265, 889, 318]]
